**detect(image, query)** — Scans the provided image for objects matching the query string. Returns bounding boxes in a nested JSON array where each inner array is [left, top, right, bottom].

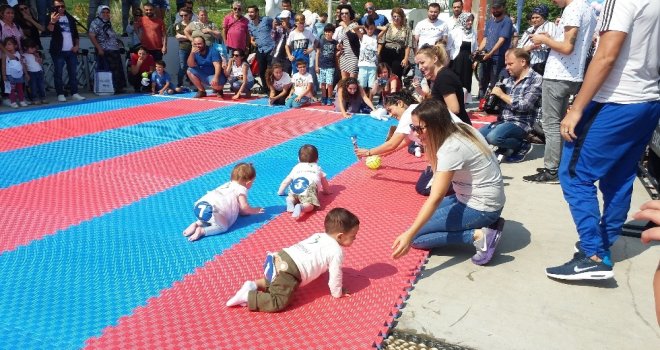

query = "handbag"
[[94, 71, 114, 95]]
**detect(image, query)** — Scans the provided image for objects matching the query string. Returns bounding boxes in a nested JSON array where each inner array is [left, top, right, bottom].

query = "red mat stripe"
[[86, 150, 429, 349], [0, 99, 226, 152], [0, 109, 341, 253]]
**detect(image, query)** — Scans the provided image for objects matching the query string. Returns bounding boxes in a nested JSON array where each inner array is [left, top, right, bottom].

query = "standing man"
[[546, 0, 659, 280], [522, 0, 596, 184], [223, 1, 249, 54], [280, 0, 296, 27], [476, 0, 513, 98], [413, 3, 448, 78], [413, 2, 448, 49], [446, 0, 464, 29], [122, 0, 142, 36], [174, 0, 198, 22], [358, 3, 388, 35], [247, 5, 274, 93], [46, 0, 85, 102], [134, 2, 167, 61]]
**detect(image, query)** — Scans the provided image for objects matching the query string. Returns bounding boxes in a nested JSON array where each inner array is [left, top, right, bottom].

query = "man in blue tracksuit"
[[545, 0, 660, 281]]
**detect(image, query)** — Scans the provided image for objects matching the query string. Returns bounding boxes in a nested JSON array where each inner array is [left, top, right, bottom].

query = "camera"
[[472, 50, 486, 62], [483, 82, 504, 115], [377, 77, 387, 87]]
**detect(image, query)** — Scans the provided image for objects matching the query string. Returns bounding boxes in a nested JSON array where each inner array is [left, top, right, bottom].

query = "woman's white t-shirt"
[[273, 71, 291, 91]]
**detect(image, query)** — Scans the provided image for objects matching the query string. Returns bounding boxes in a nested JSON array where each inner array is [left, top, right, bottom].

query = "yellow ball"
[[365, 155, 382, 170]]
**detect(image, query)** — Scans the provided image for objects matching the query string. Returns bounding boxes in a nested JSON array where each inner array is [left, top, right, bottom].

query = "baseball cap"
[[278, 10, 291, 18]]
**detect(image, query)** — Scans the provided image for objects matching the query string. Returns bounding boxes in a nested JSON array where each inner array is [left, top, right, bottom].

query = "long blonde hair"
[[412, 99, 492, 170]]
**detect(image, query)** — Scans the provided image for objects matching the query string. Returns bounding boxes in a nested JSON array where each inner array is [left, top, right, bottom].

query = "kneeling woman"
[[225, 49, 255, 100], [335, 77, 376, 118], [391, 99, 506, 265], [265, 63, 292, 105], [355, 90, 417, 158]]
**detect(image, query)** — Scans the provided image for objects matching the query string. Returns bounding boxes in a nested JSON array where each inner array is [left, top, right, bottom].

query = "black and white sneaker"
[[523, 168, 559, 184], [546, 253, 614, 280]]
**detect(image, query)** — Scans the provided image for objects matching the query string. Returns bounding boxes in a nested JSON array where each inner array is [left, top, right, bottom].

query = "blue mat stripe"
[[0, 111, 394, 349], [0, 94, 171, 129], [0, 103, 290, 189]]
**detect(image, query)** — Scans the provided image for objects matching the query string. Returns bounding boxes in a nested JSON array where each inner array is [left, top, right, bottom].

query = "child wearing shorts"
[[356, 18, 378, 97], [183, 163, 264, 241], [316, 23, 337, 106], [278, 144, 331, 220]]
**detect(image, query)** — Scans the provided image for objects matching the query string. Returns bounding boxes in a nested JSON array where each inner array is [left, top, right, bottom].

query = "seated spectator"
[[265, 63, 292, 105], [225, 49, 254, 99], [480, 48, 542, 163], [151, 60, 180, 94], [128, 46, 155, 92], [335, 77, 376, 118], [285, 59, 313, 108], [187, 36, 226, 98], [370, 63, 401, 104]]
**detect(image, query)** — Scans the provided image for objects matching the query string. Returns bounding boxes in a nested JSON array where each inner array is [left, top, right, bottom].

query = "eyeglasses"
[[180, 13, 190, 17], [233, 54, 241, 57], [409, 124, 427, 134], [366, 6, 375, 10], [233, 7, 241, 11], [54, 5, 65, 9]]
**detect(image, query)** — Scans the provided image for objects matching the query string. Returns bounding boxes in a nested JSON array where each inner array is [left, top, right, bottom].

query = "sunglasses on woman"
[[409, 124, 427, 134]]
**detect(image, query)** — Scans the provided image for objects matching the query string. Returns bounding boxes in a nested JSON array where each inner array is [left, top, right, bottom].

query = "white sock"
[[226, 280, 257, 307]]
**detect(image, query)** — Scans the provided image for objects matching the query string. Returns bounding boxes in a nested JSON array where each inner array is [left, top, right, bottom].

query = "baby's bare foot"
[[188, 226, 206, 242]]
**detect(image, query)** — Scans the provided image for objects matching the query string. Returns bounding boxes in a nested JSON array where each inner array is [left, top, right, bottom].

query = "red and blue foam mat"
[[0, 95, 428, 348]]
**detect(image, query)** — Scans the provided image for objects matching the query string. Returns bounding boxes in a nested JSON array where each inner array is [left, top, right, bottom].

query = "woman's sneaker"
[[471, 218, 505, 265]]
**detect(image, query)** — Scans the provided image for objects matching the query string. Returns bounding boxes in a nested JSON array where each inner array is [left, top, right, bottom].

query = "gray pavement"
[[393, 144, 660, 349]]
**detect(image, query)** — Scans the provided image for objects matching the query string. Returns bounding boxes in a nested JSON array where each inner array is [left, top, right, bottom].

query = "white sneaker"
[[226, 280, 257, 307], [9, 102, 19, 108], [57, 94, 66, 102], [72, 93, 86, 101], [18, 101, 28, 107]]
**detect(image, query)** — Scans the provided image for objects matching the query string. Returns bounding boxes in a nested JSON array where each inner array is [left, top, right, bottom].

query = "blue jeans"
[[285, 93, 310, 108], [412, 195, 502, 249], [480, 122, 526, 152], [52, 51, 78, 95], [28, 71, 46, 100], [178, 49, 191, 87]]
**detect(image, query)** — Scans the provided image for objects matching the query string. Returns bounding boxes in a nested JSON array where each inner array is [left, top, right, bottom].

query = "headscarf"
[[97, 5, 110, 20], [457, 12, 473, 35], [531, 4, 549, 20]]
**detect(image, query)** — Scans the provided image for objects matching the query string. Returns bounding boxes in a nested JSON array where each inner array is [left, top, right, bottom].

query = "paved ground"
[[393, 144, 660, 349]]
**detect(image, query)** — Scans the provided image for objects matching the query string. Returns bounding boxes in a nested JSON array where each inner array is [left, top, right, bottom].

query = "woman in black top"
[[13, 4, 43, 50], [415, 44, 471, 125]]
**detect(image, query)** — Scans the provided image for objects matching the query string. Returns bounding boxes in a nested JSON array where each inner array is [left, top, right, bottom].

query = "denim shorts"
[[318, 68, 335, 85], [358, 66, 376, 88]]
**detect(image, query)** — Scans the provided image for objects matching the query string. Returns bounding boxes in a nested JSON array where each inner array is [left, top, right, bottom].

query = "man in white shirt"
[[522, 0, 596, 184], [546, 0, 660, 281], [414, 2, 448, 49], [446, 0, 464, 29], [413, 2, 448, 78]]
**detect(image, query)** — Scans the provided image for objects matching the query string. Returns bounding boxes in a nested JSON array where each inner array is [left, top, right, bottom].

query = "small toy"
[[365, 155, 381, 170]]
